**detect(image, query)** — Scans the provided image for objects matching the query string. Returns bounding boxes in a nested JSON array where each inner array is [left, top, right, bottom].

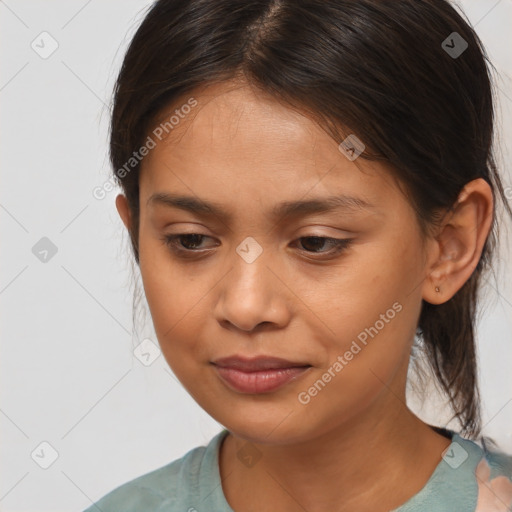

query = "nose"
[[214, 243, 291, 332]]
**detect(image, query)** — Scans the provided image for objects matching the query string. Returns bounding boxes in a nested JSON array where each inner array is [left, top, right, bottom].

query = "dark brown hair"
[[109, 0, 512, 439]]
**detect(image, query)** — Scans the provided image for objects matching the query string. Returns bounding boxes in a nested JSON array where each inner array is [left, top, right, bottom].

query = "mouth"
[[211, 355, 312, 372], [211, 355, 312, 394]]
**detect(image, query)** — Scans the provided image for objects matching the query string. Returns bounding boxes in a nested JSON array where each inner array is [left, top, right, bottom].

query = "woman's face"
[[120, 80, 435, 444]]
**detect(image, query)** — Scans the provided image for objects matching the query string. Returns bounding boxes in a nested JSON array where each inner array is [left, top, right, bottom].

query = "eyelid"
[[160, 233, 355, 259]]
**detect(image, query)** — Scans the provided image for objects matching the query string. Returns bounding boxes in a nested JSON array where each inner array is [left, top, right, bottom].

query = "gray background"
[[1, 1, 511, 510]]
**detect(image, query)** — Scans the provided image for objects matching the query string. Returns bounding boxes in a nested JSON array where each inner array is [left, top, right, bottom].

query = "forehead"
[[139, 80, 401, 218], [149, 80, 332, 160]]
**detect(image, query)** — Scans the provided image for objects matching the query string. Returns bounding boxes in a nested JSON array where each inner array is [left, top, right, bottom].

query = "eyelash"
[[160, 234, 354, 259]]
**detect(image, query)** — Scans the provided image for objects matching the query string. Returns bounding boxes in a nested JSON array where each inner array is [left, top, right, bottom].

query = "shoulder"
[[451, 434, 512, 512], [83, 430, 228, 512], [471, 437, 512, 512], [480, 441, 512, 477], [457, 434, 512, 478], [395, 431, 512, 512]]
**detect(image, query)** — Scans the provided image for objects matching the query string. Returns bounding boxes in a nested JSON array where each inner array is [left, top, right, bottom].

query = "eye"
[[160, 233, 217, 257], [293, 236, 354, 256], [160, 234, 354, 259]]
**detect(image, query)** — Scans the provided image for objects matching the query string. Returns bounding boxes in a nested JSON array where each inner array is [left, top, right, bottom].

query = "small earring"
[[435, 286, 440, 293]]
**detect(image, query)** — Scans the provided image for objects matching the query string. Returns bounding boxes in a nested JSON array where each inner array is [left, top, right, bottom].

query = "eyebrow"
[[147, 192, 376, 222]]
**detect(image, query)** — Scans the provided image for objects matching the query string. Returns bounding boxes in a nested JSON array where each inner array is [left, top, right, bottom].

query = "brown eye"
[[173, 234, 206, 250], [296, 236, 353, 255], [160, 233, 217, 257]]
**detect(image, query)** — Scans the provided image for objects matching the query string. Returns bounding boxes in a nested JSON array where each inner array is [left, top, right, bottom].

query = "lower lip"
[[213, 365, 311, 394]]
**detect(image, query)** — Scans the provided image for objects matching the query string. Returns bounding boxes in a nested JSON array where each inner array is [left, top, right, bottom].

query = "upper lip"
[[212, 355, 311, 372]]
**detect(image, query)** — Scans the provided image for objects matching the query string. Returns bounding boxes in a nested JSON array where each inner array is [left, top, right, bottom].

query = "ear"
[[422, 178, 494, 305], [115, 193, 132, 231]]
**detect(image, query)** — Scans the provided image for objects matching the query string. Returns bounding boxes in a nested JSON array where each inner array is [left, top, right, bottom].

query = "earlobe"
[[422, 178, 493, 305], [115, 193, 132, 231]]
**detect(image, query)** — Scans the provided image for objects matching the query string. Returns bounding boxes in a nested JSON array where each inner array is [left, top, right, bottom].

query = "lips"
[[211, 355, 312, 394], [211, 355, 311, 372]]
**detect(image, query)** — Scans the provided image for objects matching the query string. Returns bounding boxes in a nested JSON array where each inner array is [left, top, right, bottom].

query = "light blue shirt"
[[83, 428, 512, 511]]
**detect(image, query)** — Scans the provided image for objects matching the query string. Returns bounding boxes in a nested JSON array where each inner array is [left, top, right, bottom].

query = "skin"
[[116, 79, 493, 512]]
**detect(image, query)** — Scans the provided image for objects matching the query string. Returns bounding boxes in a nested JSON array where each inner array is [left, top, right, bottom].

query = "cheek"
[[138, 239, 209, 363], [299, 231, 423, 395], [308, 235, 422, 344], [294, 299, 415, 434]]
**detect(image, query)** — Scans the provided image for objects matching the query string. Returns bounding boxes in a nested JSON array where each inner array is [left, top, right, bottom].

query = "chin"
[[211, 408, 316, 446]]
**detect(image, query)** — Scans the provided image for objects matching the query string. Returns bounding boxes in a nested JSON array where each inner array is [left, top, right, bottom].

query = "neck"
[[219, 394, 452, 512]]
